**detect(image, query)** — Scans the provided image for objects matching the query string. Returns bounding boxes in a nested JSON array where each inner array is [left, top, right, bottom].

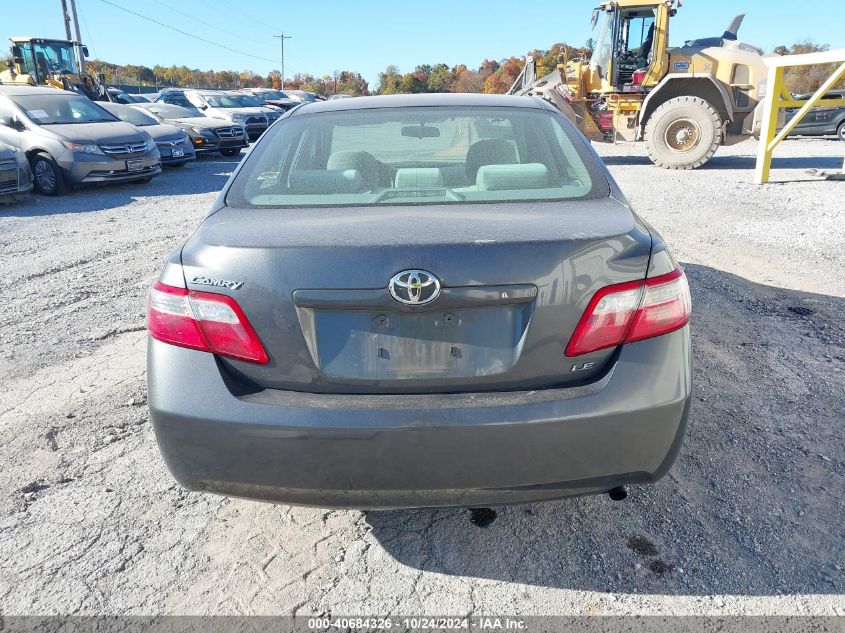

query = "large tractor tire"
[[644, 96, 722, 169]]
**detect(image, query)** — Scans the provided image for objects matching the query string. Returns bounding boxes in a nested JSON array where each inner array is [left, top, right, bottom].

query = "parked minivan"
[[786, 90, 845, 141], [0, 86, 161, 195]]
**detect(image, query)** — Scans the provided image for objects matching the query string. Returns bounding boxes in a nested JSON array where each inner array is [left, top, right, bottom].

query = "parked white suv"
[[182, 90, 280, 140]]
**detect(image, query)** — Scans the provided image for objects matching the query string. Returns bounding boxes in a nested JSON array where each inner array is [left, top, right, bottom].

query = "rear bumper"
[[158, 145, 196, 165], [193, 137, 249, 153], [244, 124, 268, 140], [148, 327, 692, 509]]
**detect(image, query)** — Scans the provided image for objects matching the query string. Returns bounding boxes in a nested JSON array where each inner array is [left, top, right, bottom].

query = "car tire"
[[220, 148, 241, 157], [837, 121, 845, 142], [30, 153, 68, 196], [644, 96, 722, 170]]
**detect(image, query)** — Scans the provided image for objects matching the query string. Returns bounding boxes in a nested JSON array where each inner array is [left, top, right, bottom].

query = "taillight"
[[147, 281, 269, 364], [565, 268, 691, 357]]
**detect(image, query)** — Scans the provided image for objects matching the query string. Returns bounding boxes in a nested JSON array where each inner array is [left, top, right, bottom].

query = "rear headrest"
[[465, 139, 518, 182], [288, 169, 363, 194], [326, 150, 380, 186], [475, 163, 550, 191], [394, 168, 443, 189]]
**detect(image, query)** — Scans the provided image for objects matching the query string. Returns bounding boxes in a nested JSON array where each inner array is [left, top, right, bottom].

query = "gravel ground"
[[0, 139, 843, 616]]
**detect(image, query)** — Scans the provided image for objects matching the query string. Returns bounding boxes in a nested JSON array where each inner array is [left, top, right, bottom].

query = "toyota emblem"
[[389, 270, 441, 305]]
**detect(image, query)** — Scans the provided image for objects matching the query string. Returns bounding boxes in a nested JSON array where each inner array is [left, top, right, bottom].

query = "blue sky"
[[7, 0, 844, 87]]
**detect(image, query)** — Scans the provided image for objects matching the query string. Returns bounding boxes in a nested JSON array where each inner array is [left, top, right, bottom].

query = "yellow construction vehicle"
[[508, 0, 776, 169], [0, 37, 109, 101]]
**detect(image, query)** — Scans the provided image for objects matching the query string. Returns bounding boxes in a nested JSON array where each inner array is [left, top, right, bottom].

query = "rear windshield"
[[145, 104, 197, 119], [202, 94, 244, 108], [226, 106, 608, 208], [103, 104, 157, 126], [259, 90, 288, 99], [231, 95, 264, 107]]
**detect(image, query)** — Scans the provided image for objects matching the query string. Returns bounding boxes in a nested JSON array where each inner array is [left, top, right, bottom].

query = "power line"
[[75, 0, 97, 58], [150, 0, 254, 43], [205, 0, 278, 36], [95, 0, 281, 65]]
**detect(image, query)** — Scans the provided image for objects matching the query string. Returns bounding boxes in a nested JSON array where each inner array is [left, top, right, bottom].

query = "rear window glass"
[[103, 104, 157, 126], [226, 106, 608, 208], [202, 94, 244, 108]]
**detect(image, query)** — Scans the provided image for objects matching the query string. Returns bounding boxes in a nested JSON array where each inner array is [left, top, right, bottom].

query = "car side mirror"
[[0, 115, 23, 130], [82, 46, 90, 58]]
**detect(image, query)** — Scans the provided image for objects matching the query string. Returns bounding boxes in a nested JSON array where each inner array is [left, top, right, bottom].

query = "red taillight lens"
[[147, 281, 269, 364], [565, 268, 691, 357]]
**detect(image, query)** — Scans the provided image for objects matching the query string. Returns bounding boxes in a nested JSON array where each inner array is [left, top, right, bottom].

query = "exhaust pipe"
[[607, 486, 628, 501]]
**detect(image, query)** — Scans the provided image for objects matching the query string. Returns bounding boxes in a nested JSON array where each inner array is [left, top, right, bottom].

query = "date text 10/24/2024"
[[307, 617, 528, 630]]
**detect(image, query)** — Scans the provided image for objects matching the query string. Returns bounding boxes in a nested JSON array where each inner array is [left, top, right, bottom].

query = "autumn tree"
[[478, 59, 500, 79], [427, 63, 453, 92], [483, 57, 523, 94], [773, 41, 844, 93], [377, 65, 403, 94], [266, 70, 282, 89], [450, 68, 482, 93]]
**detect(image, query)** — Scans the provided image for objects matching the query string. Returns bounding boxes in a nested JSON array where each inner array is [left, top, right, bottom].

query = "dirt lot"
[[0, 138, 842, 616]]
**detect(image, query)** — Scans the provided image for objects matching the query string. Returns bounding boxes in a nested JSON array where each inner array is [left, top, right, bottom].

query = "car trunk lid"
[[180, 198, 652, 393]]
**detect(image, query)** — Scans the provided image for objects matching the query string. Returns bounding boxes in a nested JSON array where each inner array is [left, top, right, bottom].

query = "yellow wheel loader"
[[508, 0, 778, 169], [0, 37, 109, 101]]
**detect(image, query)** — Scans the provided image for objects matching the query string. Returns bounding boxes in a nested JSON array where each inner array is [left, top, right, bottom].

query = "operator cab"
[[613, 8, 656, 86], [10, 39, 83, 84], [589, 2, 675, 91]]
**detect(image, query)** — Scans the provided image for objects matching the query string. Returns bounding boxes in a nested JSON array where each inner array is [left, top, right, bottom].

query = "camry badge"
[[191, 275, 243, 290], [389, 270, 440, 305]]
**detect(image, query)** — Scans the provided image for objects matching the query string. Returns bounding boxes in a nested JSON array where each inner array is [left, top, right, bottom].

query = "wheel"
[[220, 148, 242, 157], [837, 121, 845, 142], [30, 153, 67, 196], [644, 96, 722, 169]]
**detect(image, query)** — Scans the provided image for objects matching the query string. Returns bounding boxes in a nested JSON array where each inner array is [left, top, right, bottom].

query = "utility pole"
[[274, 34, 292, 89], [68, 0, 86, 73], [59, 0, 73, 40]]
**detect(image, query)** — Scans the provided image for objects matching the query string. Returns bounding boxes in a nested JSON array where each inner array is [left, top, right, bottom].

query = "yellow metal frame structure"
[[754, 49, 845, 184]]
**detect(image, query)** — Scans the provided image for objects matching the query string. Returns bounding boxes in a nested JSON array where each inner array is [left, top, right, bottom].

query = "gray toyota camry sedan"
[[148, 93, 692, 509]]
